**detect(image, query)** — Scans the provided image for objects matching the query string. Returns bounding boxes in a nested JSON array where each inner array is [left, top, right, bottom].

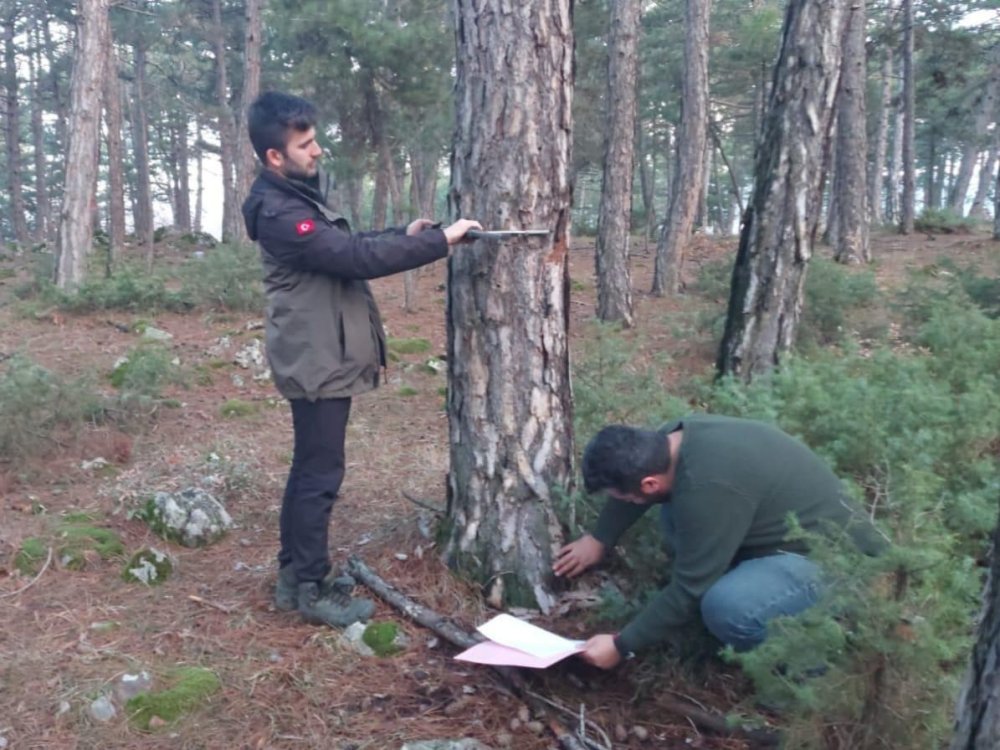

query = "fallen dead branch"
[[401, 490, 446, 515], [188, 594, 235, 614], [0, 546, 53, 599], [348, 555, 602, 750], [348, 554, 781, 748]]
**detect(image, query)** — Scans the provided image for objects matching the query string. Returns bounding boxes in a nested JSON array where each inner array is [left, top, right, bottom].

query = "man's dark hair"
[[247, 91, 318, 164], [581, 425, 671, 494]]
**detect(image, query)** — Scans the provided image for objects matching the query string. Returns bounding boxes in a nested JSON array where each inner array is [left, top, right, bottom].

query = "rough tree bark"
[[211, 0, 241, 243], [887, 83, 903, 224], [237, 0, 262, 221], [56, 0, 108, 290], [832, 0, 869, 264], [447, 0, 574, 612], [652, 0, 710, 295], [716, 0, 846, 382], [103, 38, 125, 266], [869, 45, 892, 226], [595, 0, 640, 326], [131, 36, 155, 262], [900, 0, 915, 233], [3, 1, 30, 245], [951, 500, 1000, 749]]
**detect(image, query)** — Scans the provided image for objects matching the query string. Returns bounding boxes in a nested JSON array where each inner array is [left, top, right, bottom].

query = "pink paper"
[[454, 641, 583, 669]]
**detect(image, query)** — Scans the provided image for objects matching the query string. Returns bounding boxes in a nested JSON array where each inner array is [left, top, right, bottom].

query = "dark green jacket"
[[242, 169, 448, 400], [592, 414, 886, 655]]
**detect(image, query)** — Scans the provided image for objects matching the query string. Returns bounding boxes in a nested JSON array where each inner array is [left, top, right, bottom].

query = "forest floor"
[[0, 227, 997, 750]]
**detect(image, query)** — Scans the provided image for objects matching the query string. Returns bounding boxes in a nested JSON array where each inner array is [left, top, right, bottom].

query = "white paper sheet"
[[475, 613, 584, 659]]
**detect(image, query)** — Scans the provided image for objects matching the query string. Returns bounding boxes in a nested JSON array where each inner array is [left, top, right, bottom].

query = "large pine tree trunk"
[[833, 0, 869, 264], [951, 500, 1000, 748], [103, 39, 125, 266], [237, 0, 262, 221], [56, 0, 108, 290], [3, 3, 30, 246], [716, 0, 846, 382], [900, 0, 916, 233], [868, 45, 892, 226], [446, 0, 574, 612], [595, 0, 640, 327], [652, 0, 710, 295]]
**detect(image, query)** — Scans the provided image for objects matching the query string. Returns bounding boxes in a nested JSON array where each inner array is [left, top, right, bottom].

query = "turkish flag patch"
[[295, 219, 315, 236]]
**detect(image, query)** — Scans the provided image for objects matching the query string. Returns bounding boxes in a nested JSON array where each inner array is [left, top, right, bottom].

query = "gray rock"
[[338, 622, 376, 657], [234, 339, 270, 381], [141, 326, 173, 343], [114, 671, 153, 702], [146, 488, 233, 547], [89, 695, 116, 722]]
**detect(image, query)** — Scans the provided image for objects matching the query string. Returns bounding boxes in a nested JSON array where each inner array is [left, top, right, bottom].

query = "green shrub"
[[60, 266, 189, 313], [219, 399, 259, 418], [179, 242, 264, 311], [14, 537, 47, 575], [797, 258, 879, 349], [388, 337, 432, 355], [109, 345, 183, 400], [914, 207, 976, 234], [397, 386, 419, 397], [0, 355, 102, 460]]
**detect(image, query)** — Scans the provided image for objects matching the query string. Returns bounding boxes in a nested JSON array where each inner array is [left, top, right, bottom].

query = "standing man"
[[242, 91, 481, 628], [554, 414, 886, 667]]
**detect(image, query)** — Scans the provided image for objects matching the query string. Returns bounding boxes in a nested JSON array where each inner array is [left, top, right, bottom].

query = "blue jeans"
[[660, 504, 823, 652]]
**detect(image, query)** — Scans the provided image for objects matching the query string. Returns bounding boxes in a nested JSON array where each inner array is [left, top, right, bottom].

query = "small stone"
[[89, 695, 116, 722], [115, 670, 153, 702], [632, 725, 649, 741], [509, 718, 521, 731], [426, 637, 439, 649], [412, 669, 428, 681], [614, 724, 628, 742], [269, 651, 282, 663], [141, 326, 173, 342], [496, 733, 513, 747], [148, 715, 168, 729], [239, 538, 252, 547], [57, 700, 71, 716], [462, 684, 476, 695], [394, 552, 409, 560], [0, 735, 7, 749], [80, 457, 109, 471], [525, 720, 544, 734], [517, 706, 530, 723]]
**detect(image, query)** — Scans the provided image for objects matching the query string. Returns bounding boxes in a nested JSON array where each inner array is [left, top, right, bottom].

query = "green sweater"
[[592, 414, 884, 655]]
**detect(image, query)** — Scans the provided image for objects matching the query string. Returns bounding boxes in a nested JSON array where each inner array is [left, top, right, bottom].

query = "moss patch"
[[126, 666, 221, 730], [397, 386, 419, 397], [220, 399, 258, 418], [387, 337, 431, 355], [55, 523, 124, 570], [362, 621, 403, 657]]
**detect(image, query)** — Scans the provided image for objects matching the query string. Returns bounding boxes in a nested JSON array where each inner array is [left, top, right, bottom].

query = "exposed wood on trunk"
[[652, 0, 710, 295], [447, 0, 575, 612], [595, 0, 641, 327], [56, 0, 108, 290], [717, 0, 846, 382]]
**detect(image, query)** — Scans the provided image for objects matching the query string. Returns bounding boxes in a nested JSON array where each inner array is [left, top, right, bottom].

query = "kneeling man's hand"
[[580, 634, 622, 669], [553, 534, 605, 578]]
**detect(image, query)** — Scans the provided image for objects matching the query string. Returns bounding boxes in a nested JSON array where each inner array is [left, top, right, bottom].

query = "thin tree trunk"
[[3, 2, 30, 245], [41, 14, 67, 157], [103, 39, 125, 265], [637, 123, 655, 246], [194, 115, 204, 234], [131, 37, 154, 263], [28, 24, 50, 244], [211, 0, 240, 243], [969, 133, 999, 220], [716, 0, 846, 382], [833, 0, 869, 264], [56, 0, 108, 290], [887, 83, 903, 224], [949, 46, 1000, 214], [995, 166, 1000, 240], [446, 0, 574, 612], [900, 0, 915, 233], [925, 131, 937, 212], [173, 112, 191, 232], [869, 46, 892, 226], [595, 0, 640, 327], [653, 0, 711, 295]]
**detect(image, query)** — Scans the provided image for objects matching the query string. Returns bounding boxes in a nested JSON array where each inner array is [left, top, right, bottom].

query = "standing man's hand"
[[443, 219, 483, 245], [553, 534, 605, 578], [406, 218, 437, 236], [579, 634, 622, 669]]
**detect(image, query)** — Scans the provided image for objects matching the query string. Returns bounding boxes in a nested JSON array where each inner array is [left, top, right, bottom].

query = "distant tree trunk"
[[869, 46, 892, 226], [950, 47, 1000, 214], [447, 0, 574, 613], [637, 123, 656, 246], [887, 84, 903, 223], [925, 131, 938, 211], [900, 0, 915, 233], [28, 25, 50, 244], [951, 501, 1000, 749], [833, 0, 869, 264], [595, 0, 640, 327], [172, 113, 191, 232], [131, 37, 154, 262], [995, 167, 1000, 240], [652, 0, 710, 295], [211, 0, 241, 243], [716, 0, 846, 382], [3, 2, 30, 245], [41, 14, 67, 153], [56, 0, 108, 290], [969, 134, 999, 220], [194, 116, 204, 234], [237, 0, 262, 218], [103, 40, 125, 266]]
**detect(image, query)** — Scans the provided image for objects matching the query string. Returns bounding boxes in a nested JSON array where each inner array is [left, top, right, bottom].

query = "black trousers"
[[278, 397, 352, 583]]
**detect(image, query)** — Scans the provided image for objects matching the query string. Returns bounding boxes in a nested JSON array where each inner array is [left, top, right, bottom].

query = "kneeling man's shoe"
[[297, 580, 375, 627]]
